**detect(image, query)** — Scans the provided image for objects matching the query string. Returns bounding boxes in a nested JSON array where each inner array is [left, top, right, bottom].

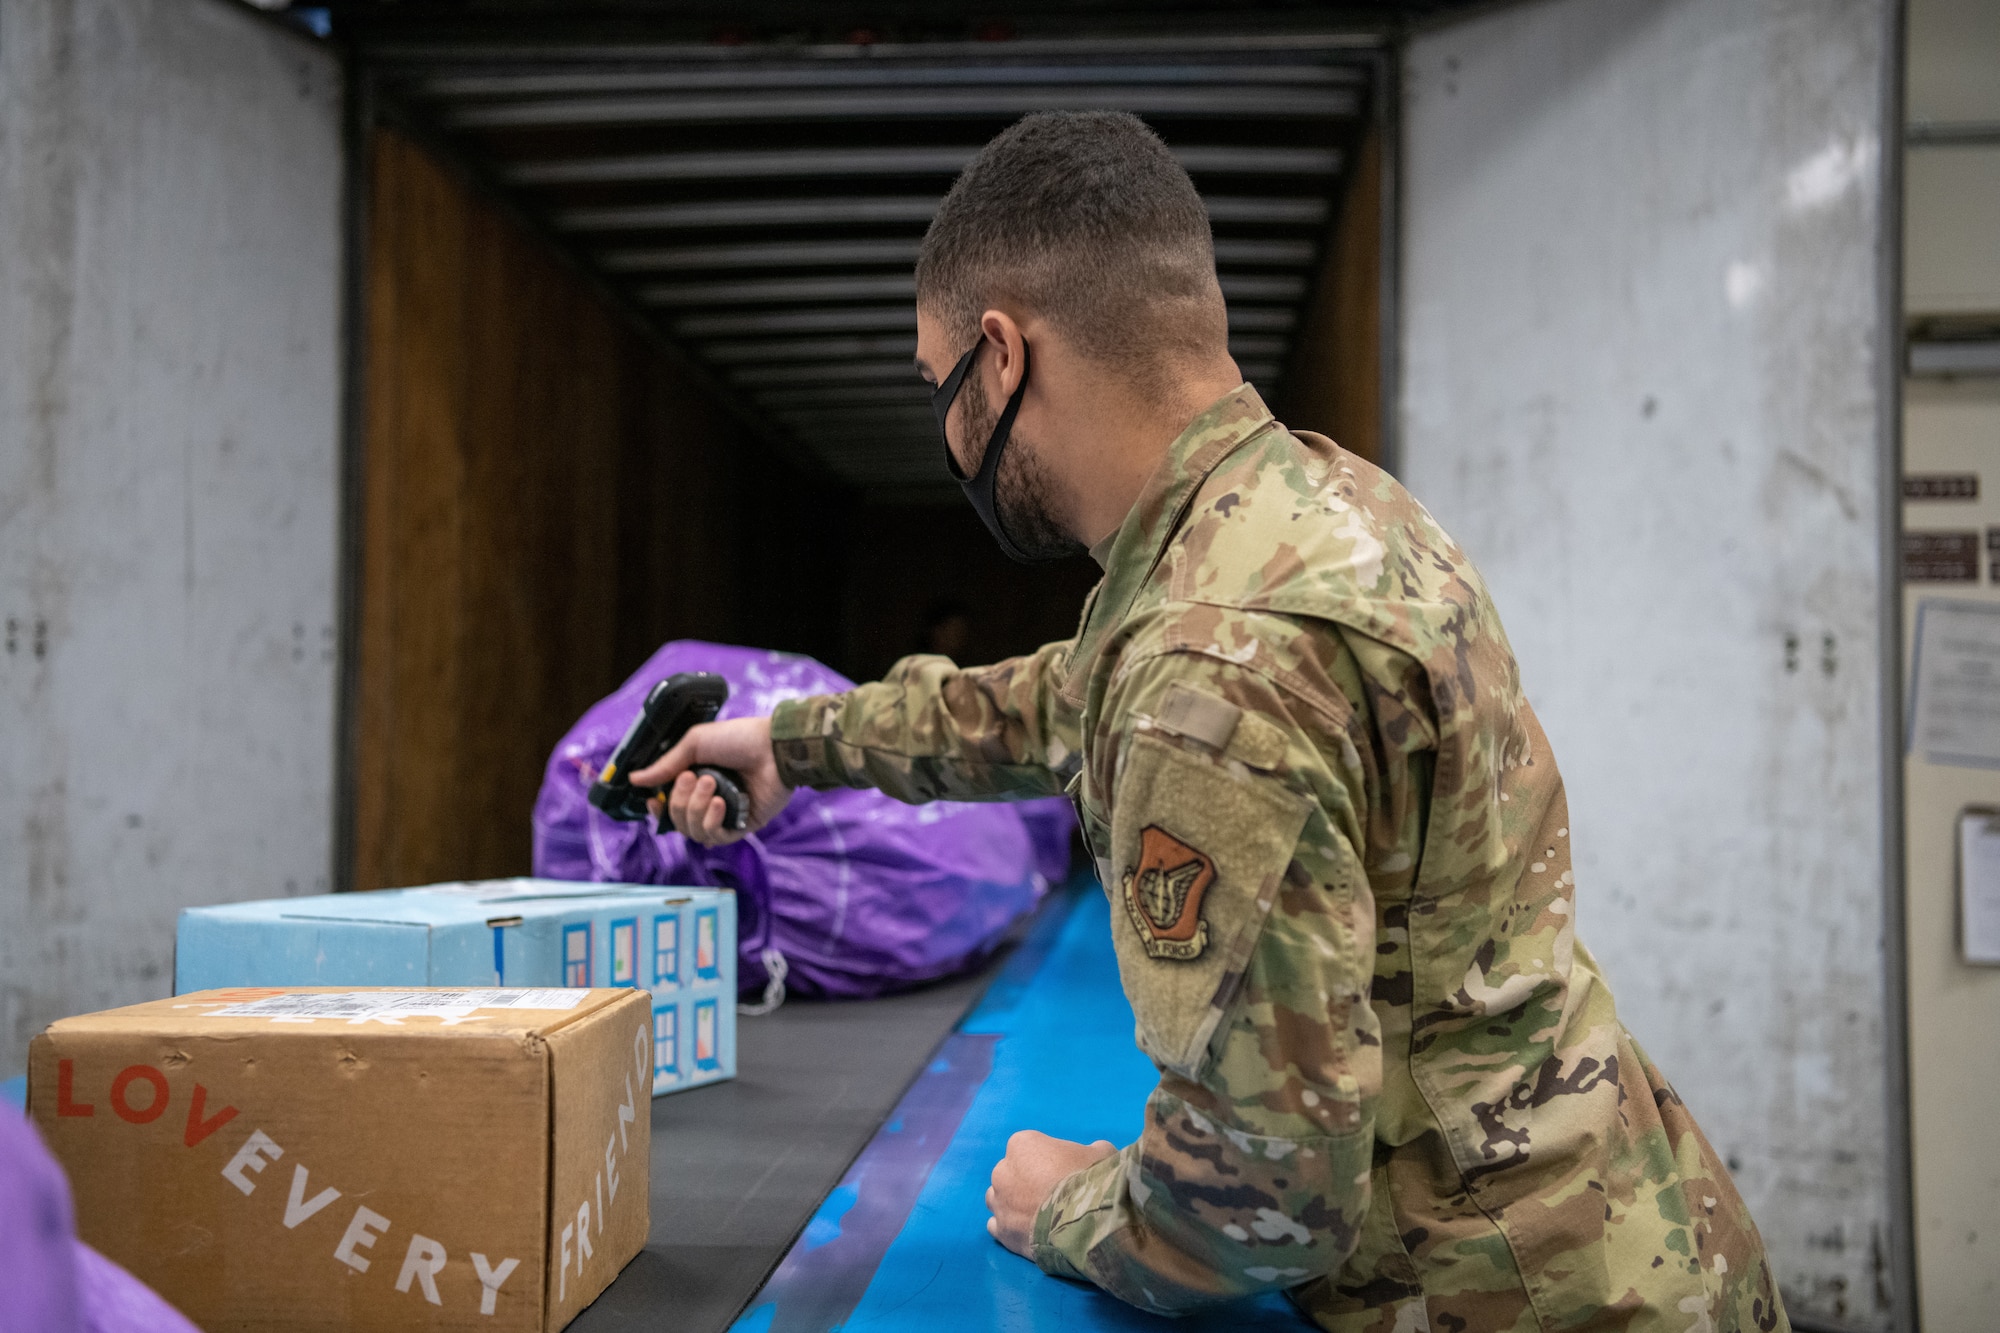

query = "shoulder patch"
[[1105, 732, 1312, 1076], [1122, 826, 1217, 961]]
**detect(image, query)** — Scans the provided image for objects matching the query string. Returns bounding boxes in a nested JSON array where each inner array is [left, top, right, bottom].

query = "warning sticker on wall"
[[1904, 531, 1980, 583], [1903, 473, 1979, 501]]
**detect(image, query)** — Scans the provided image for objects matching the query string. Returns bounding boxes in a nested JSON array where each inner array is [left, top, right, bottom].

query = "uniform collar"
[[1064, 382, 1276, 701]]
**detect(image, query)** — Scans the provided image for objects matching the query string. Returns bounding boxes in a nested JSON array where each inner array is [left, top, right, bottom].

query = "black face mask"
[[932, 337, 1051, 565]]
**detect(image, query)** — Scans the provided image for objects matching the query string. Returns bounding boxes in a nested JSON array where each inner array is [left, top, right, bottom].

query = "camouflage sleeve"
[[766, 639, 1082, 804], [1031, 645, 1382, 1312]]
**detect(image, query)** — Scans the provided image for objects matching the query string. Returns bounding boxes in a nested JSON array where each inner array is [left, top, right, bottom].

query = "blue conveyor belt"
[[731, 880, 1315, 1333]]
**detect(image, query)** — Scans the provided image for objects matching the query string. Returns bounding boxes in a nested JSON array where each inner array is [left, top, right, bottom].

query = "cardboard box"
[[176, 881, 736, 1096], [30, 987, 652, 1332]]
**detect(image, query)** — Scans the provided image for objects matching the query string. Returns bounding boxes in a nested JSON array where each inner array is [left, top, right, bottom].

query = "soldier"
[[633, 111, 1788, 1331]]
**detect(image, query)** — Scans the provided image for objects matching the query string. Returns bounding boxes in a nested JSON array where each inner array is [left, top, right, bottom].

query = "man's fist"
[[985, 1130, 1117, 1258], [628, 715, 793, 845]]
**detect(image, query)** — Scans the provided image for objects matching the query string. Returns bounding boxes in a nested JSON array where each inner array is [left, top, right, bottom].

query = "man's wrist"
[[768, 695, 842, 789], [1031, 1193, 1085, 1279], [1030, 1153, 1110, 1281], [767, 696, 820, 743]]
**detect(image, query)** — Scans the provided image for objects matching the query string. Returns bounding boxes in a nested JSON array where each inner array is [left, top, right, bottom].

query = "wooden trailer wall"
[[1277, 124, 1386, 468], [354, 128, 840, 890]]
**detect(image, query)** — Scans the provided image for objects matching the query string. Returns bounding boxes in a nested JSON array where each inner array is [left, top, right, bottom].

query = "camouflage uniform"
[[770, 385, 1787, 1331]]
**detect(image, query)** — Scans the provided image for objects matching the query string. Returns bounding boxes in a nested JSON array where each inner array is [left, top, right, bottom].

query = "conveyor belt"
[[569, 896, 1031, 1333], [728, 881, 1316, 1333]]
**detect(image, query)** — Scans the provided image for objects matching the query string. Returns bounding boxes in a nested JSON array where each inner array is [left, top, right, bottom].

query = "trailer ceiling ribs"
[[366, 36, 1382, 499]]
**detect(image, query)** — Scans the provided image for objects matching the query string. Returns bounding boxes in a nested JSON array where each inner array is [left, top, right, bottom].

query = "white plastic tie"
[[738, 946, 788, 1016]]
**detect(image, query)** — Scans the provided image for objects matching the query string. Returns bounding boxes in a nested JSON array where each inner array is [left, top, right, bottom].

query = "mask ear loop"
[[933, 336, 1043, 563], [977, 344, 1032, 487], [935, 339, 1031, 485], [947, 349, 1038, 563]]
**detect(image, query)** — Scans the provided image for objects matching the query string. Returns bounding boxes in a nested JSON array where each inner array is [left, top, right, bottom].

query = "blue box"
[[176, 880, 736, 1096]]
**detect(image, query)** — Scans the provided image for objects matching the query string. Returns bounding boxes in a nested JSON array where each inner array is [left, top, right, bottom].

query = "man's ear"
[[979, 309, 1028, 397]]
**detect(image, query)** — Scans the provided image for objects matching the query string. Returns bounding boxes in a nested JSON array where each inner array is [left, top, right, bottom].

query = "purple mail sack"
[[532, 641, 1071, 1001], [0, 1106, 201, 1333]]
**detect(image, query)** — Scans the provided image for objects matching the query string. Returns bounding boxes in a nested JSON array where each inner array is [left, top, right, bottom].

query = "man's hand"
[[628, 715, 793, 846], [985, 1130, 1117, 1258]]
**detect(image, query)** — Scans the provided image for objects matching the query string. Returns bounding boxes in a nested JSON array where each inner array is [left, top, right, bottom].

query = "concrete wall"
[[1399, 1, 1896, 1327], [1901, 1, 2000, 1326], [0, 0, 344, 1075]]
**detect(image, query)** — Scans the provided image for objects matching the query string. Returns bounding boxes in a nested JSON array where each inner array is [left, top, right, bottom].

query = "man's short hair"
[[916, 111, 1227, 377]]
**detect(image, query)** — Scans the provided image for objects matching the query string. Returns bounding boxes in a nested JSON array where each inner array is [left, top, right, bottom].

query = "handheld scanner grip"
[[587, 672, 747, 830], [686, 765, 748, 835]]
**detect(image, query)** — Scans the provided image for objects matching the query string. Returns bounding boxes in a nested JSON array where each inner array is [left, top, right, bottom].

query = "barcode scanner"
[[587, 672, 749, 834]]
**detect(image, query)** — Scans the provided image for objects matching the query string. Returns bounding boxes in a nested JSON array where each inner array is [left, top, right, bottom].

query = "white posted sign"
[[1912, 600, 2000, 769]]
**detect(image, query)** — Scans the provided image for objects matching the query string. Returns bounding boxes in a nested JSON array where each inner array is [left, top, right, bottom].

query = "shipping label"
[[212, 989, 588, 1020]]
